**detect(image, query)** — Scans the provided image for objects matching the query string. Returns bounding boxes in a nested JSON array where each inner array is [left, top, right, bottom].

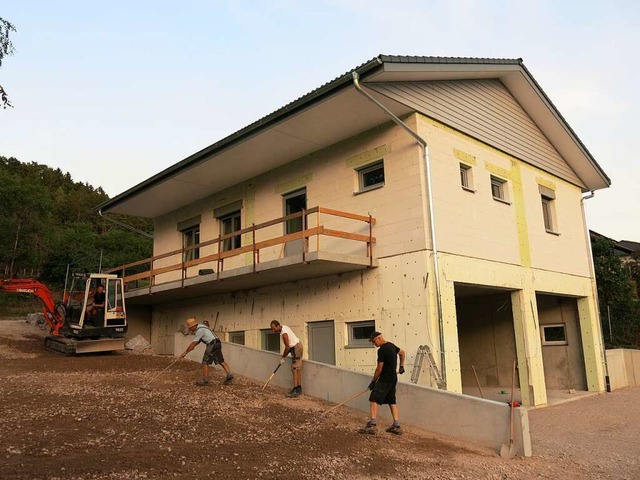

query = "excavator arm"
[[0, 279, 65, 335]]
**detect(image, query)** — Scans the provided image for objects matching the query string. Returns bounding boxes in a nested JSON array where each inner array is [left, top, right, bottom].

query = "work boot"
[[385, 425, 402, 435], [359, 421, 377, 435], [223, 374, 234, 384], [194, 377, 210, 387], [286, 386, 301, 398]]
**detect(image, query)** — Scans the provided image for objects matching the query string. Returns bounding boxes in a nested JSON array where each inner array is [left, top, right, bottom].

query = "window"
[[182, 226, 200, 262], [542, 324, 568, 346], [460, 163, 474, 191], [220, 211, 241, 252], [229, 331, 245, 345], [347, 320, 376, 347], [261, 329, 280, 352], [539, 185, 558, 234], [357, 161, 385, 192], [490, 175, 508, 203]]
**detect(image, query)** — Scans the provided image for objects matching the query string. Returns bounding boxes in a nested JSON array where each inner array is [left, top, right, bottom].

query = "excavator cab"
[[63, 273, 127, 342]]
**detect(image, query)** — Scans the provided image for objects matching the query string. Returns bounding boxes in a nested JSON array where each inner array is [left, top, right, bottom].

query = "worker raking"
[[180, 317, 234, 386]]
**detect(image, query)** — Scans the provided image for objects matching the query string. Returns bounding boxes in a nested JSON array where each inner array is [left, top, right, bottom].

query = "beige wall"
[[418, 114, 591, 277]]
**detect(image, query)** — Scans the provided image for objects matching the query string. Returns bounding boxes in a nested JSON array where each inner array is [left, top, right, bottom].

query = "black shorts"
[[369, 378, 397, 405], [202, 340, 224, 365]]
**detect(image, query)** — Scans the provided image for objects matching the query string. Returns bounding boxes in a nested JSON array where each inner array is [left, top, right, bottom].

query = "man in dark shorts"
[[360, 331, 405, 435], [179, 318, 234, 386]]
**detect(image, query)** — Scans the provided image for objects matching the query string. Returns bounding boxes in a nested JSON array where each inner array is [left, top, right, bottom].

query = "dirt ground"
[[1, 319, 639, 480]]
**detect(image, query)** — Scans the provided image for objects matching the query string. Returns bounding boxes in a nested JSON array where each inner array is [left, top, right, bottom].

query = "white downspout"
[[352, 72, 447, 388], [580, 191, 611, 392]]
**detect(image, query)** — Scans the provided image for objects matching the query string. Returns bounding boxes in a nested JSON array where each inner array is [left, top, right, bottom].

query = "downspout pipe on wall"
[[580, 191, 611, 392], [352, 72, 447, 388]]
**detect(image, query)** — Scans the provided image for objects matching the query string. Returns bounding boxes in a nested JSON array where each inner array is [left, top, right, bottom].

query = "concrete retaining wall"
[[607, 348, 640, 389], [180, 335, 531, 457]]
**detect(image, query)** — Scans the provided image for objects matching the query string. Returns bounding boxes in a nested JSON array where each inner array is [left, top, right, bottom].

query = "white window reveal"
[[357, 160, 385, 193], [490, 175, 509, 204], [460, 163, 474, 191], [347, 320, 376, 347], [542, 324, 568, 346], [539, 185, 559, 235]]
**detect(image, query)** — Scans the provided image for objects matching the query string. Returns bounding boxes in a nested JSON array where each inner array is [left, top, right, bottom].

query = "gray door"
[[309, 320, 336, 365]]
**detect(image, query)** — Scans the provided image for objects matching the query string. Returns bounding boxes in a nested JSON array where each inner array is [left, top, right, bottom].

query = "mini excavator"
[[0, 273, 127, 354]]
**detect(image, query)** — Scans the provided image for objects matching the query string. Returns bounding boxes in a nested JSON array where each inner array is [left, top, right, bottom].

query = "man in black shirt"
[[360, 331, 405, 435], [92, 284, 106, 325]]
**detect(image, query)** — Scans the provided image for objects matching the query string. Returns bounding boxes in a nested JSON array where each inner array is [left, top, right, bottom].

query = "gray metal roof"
[[99, 55, 608, 214]]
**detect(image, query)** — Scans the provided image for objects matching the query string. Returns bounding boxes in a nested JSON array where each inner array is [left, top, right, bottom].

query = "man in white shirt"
[[270, 320, 303, 397], [180, 317, 234, 386]]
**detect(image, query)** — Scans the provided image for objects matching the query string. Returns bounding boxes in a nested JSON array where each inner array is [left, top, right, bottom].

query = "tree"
[[0, 17, 16, 109]]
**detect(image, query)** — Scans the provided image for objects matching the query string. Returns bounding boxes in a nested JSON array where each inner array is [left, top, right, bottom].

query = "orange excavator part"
[[0, 279, 65, 336]]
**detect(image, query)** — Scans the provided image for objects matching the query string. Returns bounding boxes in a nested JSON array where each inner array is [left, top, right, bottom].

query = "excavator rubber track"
[[44, 335, 125, 355]]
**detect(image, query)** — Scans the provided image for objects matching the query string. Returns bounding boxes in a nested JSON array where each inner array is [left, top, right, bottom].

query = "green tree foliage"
[[592, 236, 640, 348], [0, 17, 16, 109], [0, 156, 153, 287]]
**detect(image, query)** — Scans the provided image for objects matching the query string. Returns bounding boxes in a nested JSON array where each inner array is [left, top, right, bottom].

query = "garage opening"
[[536, 293, 587, 397], [455, 283, 519, 401]]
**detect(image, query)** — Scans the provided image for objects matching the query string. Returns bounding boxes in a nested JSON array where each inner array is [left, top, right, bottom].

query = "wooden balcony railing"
[[105, 207, 376, 292]]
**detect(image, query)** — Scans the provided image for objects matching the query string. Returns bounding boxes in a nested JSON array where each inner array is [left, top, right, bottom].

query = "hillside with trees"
[[0, 156, 152, 290]]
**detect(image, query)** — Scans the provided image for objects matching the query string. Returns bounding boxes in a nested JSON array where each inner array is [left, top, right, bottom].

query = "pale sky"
[[1, 1, 638, 241]]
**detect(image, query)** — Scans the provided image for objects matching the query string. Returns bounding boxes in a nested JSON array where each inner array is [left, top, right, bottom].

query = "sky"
[[1, 1, 638, 241]]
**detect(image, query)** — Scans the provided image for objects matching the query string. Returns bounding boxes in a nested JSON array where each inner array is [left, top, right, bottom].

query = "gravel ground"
[[1, 319, 638, 480]]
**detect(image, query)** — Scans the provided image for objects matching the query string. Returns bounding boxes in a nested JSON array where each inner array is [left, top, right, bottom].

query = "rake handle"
[[321, 388, 369, 416], [261, 362, 283, 390], [140, 357, 180, 389]]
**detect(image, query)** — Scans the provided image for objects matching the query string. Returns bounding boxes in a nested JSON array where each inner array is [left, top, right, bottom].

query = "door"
[[283, 188, 306, 256], [308, 320, 336, 365]]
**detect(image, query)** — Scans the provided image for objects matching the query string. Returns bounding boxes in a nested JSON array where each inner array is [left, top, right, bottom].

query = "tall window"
[[220, 211, 241, 252], [539, 185, 558, 234], [357, 160, 385, 192], [460, 163, 474, 191], [182, 226, 200, 262], [490, 175, 508, 202]]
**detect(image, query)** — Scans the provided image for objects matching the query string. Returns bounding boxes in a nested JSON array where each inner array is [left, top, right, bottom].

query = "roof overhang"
[[100, 56, 610, 218]]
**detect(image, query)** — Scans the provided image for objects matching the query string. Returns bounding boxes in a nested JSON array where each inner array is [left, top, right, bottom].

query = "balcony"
[[106, 207, 377, 305]]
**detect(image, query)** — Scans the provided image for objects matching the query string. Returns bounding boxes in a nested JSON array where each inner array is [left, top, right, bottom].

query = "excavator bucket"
[[45, 335, 125, 354]]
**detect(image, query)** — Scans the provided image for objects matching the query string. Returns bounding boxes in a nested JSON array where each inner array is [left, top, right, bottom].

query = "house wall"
[[151, 120, 427, 285]]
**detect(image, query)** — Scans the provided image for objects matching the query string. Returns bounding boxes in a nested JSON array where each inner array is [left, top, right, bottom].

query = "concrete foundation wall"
[[125, 305, 152, 341], [180, 338, 531, 457], [607, 349, 640, 389]]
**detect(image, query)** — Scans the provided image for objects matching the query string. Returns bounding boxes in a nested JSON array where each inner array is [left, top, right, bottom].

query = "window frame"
[[460, 163, 474, 192], [228, 330, 245, 345], [541, 323, 568, 346], [219, 210, 242, 252], [356, 160, 385, 193], [346, 320, 376, 348], [490, 175, 509, 204], [261, 328, 280, 352], [182, 225, 200, 262]]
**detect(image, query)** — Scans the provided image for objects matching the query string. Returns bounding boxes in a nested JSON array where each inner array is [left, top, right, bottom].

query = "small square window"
[[357, 161, 385, 192], [460, 164, 474, 191], [347, 320, 376, 347], [229, 331, 245, 345], [261, 329, 280, 352], [542, 324, 568, 345], [182, 226, 200, 262], [490, 175, 508, 203]]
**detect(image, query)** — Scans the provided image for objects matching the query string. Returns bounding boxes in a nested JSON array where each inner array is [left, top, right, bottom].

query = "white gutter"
[[352, 72, 447, 388]]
